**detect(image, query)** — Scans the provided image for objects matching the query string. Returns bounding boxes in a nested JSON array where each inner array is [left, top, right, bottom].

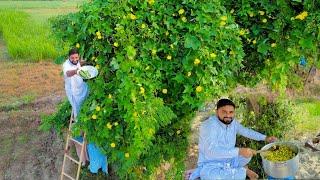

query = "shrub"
[[234, 95, 294, 178], [51, 0, 245, 178]]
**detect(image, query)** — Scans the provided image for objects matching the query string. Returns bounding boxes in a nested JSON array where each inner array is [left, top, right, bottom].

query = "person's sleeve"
[[199, 124, 239, 159], [63, 61, 77, 77], [236, 121, 266, 141]]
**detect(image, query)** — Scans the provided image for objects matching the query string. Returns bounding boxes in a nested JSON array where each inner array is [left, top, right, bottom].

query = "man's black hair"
[[216, 99, 236, 109], [69, 48, 79, 56]]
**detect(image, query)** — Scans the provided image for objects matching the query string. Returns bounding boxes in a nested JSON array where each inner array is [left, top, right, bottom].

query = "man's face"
[[69, 53, 79, 65], [216, 105, 235, 125]]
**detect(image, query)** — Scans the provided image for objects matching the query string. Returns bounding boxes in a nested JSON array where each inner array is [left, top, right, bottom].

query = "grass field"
[[0, 0, 84, 61], [0, 0, 84, 22]]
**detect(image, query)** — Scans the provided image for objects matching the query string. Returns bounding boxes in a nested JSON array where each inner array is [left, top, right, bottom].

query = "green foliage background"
[[233, 96, 294, 178], [46, 0, 320, 178], [51, 0, 245, 178]]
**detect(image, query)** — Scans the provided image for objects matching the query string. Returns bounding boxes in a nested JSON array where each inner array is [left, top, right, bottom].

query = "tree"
[[49, 0, 320, 178]]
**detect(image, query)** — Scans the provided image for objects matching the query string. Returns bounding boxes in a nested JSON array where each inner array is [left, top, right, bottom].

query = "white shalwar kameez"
[[190, 116, 266, 180], [63, 59, 88, 118]]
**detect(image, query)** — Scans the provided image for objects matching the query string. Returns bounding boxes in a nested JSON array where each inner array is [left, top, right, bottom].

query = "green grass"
[[0, 1, 84, 9], [0, 10, 59, 61], [288, 99, 320, 138], [0, 0, 85, 22], [0, 1, 84, 61]]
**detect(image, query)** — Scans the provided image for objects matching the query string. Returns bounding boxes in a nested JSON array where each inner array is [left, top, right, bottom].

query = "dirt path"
[[0, 35, 67, 179]]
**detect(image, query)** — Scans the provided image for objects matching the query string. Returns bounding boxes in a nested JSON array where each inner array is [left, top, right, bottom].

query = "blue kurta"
[[190, 116, 266, 180]]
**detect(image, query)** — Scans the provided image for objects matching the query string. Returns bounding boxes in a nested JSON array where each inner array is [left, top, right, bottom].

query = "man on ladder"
[[61, 48, 89, 180]]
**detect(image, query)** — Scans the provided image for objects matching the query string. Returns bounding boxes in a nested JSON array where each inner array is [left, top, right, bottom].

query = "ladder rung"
[[65, 154, 81, 165], [68, 137, 84, 146], [62, 172, 75, 180]]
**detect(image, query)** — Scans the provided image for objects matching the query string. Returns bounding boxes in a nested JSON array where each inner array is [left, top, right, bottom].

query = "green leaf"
[[299, 37, 313, 49], [257, 43, 269, 55], [126, 46, 137, 60], [110, 58, 120, 70], [184, 34, 201, 50]]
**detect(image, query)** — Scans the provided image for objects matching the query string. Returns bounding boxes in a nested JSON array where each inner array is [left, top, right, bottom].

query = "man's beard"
[[69, 59, 78, 65], [218, 117, 234, 125]]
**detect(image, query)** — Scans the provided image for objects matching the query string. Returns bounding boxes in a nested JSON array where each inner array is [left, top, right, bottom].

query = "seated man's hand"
[[265, 136, 277, 143], [239, 148, 255, 158]]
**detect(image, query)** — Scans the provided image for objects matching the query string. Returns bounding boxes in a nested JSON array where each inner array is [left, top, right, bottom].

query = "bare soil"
[[0, 41, 66, 179]]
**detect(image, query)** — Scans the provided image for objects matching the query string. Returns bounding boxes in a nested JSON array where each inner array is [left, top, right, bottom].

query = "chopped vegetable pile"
[[79, 69, 91, 79], [263, 145, 296, 162]]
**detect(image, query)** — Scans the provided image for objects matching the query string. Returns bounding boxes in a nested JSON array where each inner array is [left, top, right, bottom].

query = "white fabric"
[[63, 59, 88, 118], [190, 116, 266, 180]]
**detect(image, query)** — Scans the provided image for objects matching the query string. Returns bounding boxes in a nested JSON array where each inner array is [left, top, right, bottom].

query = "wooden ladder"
[[60, 111, 86, 180]]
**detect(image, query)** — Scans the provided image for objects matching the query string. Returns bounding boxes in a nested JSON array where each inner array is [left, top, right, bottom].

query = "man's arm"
[[236, 121, 266, 141], [66, 68, 78, 77]]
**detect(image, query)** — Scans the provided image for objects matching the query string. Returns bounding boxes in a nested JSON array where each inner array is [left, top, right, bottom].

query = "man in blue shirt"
[[190, 99, 277, 180]]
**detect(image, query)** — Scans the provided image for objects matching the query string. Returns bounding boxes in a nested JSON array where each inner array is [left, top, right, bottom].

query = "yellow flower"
[[187, 72, 192, 77], [295, 11, 308, 20], [258, 11, 265, 16], [113, 42, 119, 47], [95, 65, 100, 69], [271, 43, 277, 48], [287, 47, 292, 52], [252, 39, 257, 44], [108, 94, 112, 99], [178, 8, 185, 15], [107, 122, 112, 129], [250, 111, 255, 116], [110, 143, 116, 148], [166, 55, 172, 60], [147, 0, 155, 5], [133, 112, 138, 117], [230, 9, 235, 14], [151, 49, 157, 55], [165, 31, 169, 36], [194, 58, 201, 65], [210, 53, 217, 58], [248, 12, 254, 17], [125, 153, 130, 158], [141, 23, 146, 29], [262, 18, 267, 23], [220, 16, 227, 21], [176, 130, 181, 135], [96, 31, 102, 39], [239, 29, 246, 36], [129, 13, 137, 20], [76, 43, 80, 48], [91, 56, 96, 61], [196, 86, 203, 93], [92, 114, 97, 120], [140, 87, 145, 94], [162, 89, 168, 94], [170, 44, 174, 49], [220, 21, 226, 26], [114, 122, 119, 126], [96, 106, 101, 111], [181, 16, 187, 22]]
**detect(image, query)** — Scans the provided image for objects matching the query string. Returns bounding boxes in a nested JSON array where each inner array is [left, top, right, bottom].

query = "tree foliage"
[[49, 0, 320, 178], [52, 0, 245, 178], [223, 0, 320, 89]]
